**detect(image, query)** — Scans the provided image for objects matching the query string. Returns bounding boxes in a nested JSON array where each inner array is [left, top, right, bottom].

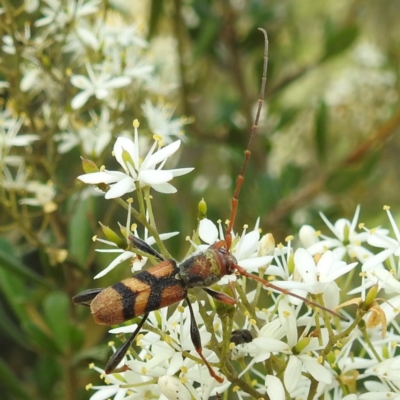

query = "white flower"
[[0, 113, 39, 163], [300, 206, 371, 263], [36, 0, 101, 31], [365, 356, 400, 389], [1, 163, 29, 191], [352, 207, 400, 297], [107, 302, 223, 399], [265, 240, 309, 306], [70, 62, 131, 109], [78, 123, 194, 198], [278, 299, 333, 396], [19, 181, 57, 213], [24, 0, 39, 13], [88, 362, 161, 400], [142, 100, 190, 144], [54, 107, 112, 156], [275, 249, 358, 310]]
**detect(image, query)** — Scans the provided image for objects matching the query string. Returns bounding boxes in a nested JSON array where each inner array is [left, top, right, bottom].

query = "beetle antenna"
[[225, 28, 268, 250], [234, 264, 349, 321]]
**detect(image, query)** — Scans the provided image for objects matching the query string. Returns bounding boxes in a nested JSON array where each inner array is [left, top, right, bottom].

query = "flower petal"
[[299, 354, 332, 384], [151, 182, 177, 194], [71, 90, 92, 109], [78, 170, 126, 185], [113, 136, 137, 170], [199, 218, 219, 244], [265, 375, 285, 400], [284, 355, 302, 394], [139, 169, 173, 185], [105, 176, 135, 199], [294, 248, 317, 284], [143, 140, 181, 169], [94, 251, 134, 279]]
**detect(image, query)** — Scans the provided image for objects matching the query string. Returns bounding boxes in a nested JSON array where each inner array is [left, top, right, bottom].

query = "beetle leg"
[[203, 288, 236, 306], [128, 235, 165, 261], [186, 298, 224, 383], [105, 313, 149, 374], [72, 288, 104, 306]]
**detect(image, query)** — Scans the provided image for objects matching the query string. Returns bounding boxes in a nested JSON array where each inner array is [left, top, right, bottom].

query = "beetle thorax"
[[178, 244, 237, 288]]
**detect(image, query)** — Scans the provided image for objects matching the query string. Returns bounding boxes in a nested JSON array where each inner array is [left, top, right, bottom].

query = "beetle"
[[73, 28, 344, 383], [230, 329, 254, 346]]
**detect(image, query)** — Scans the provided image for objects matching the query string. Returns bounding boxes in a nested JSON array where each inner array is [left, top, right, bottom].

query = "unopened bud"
[[158, 375, 191, 400], [342, 223, 350, 245], [198, 198, 207, 220], [293, 337, 311, 355], [81, 157, 99, 173], [119, 224, 128, 239], [99, 222, 124, 247], [258, 233, 275, 256], [326, 350, 336, 365], [299, 225, 318, 248], [288, 252, 295, 275], [363, 284, 379, 310]]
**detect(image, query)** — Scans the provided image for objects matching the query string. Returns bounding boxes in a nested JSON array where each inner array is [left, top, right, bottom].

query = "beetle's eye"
[[218, 247, 227, 255]]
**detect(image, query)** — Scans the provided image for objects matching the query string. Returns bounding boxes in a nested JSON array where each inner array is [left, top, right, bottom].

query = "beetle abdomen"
[[90, 260, 187, 325]]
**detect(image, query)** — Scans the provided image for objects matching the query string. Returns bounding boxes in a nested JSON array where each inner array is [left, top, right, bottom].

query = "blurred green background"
[[0, 0, 399, 399]]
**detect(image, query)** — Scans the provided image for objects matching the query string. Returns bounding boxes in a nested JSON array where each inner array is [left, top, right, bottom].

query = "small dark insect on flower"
[[230, 329, 254, 346]]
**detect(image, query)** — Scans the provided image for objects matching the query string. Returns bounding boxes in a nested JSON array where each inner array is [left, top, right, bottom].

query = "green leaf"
[[193, 19, 219, 58], [0, 301, 31, 350], [0, 357, 31, 400], [22, 321, 61, 355], [148, 0, 164, 38], [274, 107, 299, 131], [69, 323, 85, 352], [0, 266, 29, 322], [0, 239, 52, 289], [43, 292, 70, 353], [33, 355, 61, 397], [280, 164, 303, 196], [326, 151, 379, 192], [322, 25, 359, 61], [68, 197, 93, 265], [314, 100, 329, 164]]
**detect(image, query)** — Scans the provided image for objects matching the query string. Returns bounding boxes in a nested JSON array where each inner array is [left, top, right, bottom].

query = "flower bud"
[[158, 375, 191, 400], [198, 198, 207, 220], [293, 337, 311, 354], [299, 224, 318, 248], [362, 284, 379, 310], [342, 222, 350, 245], [258, 233, 275, 257], [287, 252, 295, 275], [81, 157, 99, 173], [99, 222, 125, 247]]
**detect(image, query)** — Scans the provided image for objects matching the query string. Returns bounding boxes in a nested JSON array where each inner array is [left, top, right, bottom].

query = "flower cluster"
[[81, 181, 400, 399], [1, 2, 400, 400]]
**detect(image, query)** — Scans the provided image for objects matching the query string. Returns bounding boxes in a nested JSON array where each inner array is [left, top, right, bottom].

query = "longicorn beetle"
[[73, 28, 345, 384]]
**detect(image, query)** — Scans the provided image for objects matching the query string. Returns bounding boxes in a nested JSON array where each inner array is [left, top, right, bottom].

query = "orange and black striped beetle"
[[73, 29, 343, 383]]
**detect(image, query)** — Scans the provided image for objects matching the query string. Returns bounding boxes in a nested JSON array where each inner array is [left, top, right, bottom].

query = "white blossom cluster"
[[0, 0, 187, 212], [2, 2, 400, 400], [76, 125, 400, 399]]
